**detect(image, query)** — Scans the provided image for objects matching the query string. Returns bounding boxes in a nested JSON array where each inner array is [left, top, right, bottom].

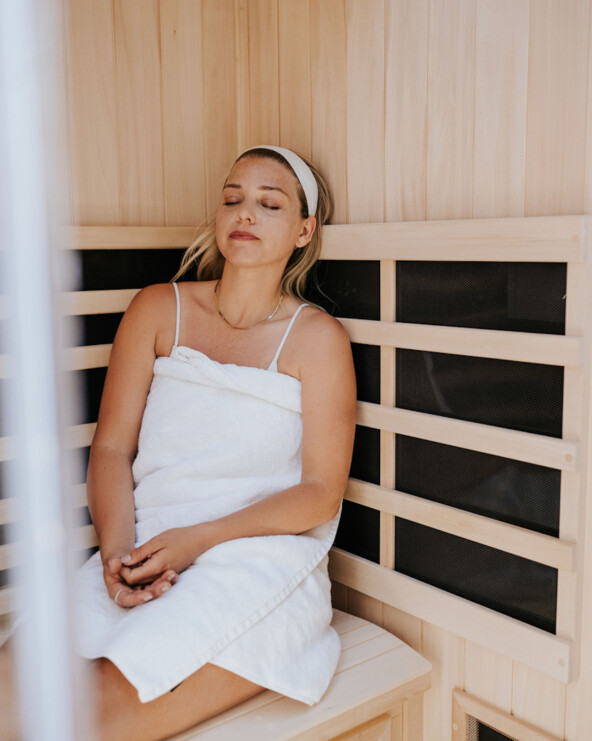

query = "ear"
[[295, 216, 317, 249]]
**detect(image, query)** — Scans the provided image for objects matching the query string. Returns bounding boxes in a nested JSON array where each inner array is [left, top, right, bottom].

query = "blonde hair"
[[171, 148, 333, 303]]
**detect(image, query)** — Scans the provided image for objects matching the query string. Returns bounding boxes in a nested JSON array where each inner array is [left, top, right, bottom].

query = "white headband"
[[241, 145, 318, 217]]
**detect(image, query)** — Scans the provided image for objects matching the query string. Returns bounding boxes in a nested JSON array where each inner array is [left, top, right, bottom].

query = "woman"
[[74, 146, 356, 740]]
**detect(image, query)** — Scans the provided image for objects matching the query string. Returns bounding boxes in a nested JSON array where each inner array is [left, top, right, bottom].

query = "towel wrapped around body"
[[75, 344, 342, 704]]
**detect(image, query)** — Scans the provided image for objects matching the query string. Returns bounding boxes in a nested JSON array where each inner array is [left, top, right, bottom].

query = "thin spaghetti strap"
[[172, 282, 180, 349], [267, 303, 309, 372]]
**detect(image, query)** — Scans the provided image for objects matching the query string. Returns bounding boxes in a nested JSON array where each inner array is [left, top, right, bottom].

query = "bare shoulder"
[[125, 282, 174, 320], [295, 306, 353, 372], [119, 283, 176, 351]]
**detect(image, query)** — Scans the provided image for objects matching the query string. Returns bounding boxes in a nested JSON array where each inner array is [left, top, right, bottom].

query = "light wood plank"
[[586, 0, 592, 216], [178, 647, 430, 741], [114, 0, 164, 225], [339, 319, 583, 368], [320, 216, 589, 262], [331, 581, 348, 612], [384, 0, 428, 222], [379, 261, 396, 570], [278, 0, 311, 158], [403, 694, 423, 741], [473, 0, 529, 218], [382, 604, 422, 654], [63, 0, 119, 224], [344, 479, 575, 572], [233, 0, 250, 152], [64, 225, 197, 249], [512, 663, 566, 739], [345, 0, 385, 224], [390, 713, 403, 741], [421, 623, 464, 741], [426, 0, 475, 220], [328, 548, 573, 683], [464, 641, 512, 713], [61, 216, 591, 259], [330, 714, 391, 741], [454, 689, 564, 741], [356, 402, 578, 472], [247, 0, 279, 146], [60, 288, 139, 315], [525, 0, 590, 216], [337, 623, 390, 651], [62, 344, 112, 371], [565, 262, 592, 737], [160, 0, 207, 226], [557, 263, 588, 649], [310, 0, 347, 223], [203, 0, 238, 215], [347, 589, 383, 628]]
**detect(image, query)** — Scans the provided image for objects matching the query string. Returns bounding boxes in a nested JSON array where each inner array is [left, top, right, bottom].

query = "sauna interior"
[[3, 1, 592, 740]]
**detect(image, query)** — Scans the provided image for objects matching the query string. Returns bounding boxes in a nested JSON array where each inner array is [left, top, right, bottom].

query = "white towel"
[[75, 345, 342, 704]]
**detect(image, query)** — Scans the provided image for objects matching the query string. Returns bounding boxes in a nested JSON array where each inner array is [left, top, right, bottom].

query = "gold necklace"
[[214, 279, 284, 330]]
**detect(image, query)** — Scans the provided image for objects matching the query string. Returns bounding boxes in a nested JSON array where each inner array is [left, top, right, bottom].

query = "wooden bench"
[[171, 609, 431, 741]]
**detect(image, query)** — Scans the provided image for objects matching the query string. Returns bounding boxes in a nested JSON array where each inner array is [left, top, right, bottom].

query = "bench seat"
[[171, 608, 431, 741]]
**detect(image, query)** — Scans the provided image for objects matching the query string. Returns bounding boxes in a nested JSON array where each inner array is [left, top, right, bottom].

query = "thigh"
[[95, 658, 265, 741]]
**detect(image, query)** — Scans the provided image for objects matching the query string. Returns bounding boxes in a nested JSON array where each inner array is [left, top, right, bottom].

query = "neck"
[[215, 268, 285, 328]]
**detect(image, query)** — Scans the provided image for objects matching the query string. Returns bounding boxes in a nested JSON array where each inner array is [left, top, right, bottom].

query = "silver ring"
[[114, 588, 125, 605]]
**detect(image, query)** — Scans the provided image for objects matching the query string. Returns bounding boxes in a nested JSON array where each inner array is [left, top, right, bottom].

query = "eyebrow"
[[223, 183, 289, 197]]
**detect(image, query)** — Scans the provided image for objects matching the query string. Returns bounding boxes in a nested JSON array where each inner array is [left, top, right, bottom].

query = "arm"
[[120, 311, 357, 583], [87, 284, 179, 606]]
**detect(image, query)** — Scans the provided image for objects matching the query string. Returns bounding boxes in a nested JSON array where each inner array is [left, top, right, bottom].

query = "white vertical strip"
[[0, 2, 78, 739]]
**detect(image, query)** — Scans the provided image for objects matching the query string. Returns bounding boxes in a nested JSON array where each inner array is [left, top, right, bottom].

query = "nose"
[[237, 199, 256, 224]]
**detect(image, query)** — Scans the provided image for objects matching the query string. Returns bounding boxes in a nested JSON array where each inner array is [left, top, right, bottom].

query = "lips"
[[229, 231, 259, 240]]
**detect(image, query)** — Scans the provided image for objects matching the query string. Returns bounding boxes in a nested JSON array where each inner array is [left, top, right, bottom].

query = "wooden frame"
[[451, 689, 563, 741], [1, 216, 590, 688]]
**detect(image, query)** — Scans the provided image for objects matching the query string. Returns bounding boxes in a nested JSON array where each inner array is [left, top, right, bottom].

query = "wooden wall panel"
[[64, 0, 119, 224], [421, 624, 464, 741], [384, 0, 428, 223], [345, 0, 385, 224], [464, 642, 512, 713], [473, 0, 529, 218], [114, 0, 164, 225], [512, 664, 566, 738], [247, 0, 279, 147], [278, 0, 311, 159], [426, 0, 475, 220], [40, 0, 71, 226], [525, 0, 591, 216], [160, 0, 207, 226], [587, 4, 592, 216], [202, 0, 238, 216], [310, 0, 347, 224]]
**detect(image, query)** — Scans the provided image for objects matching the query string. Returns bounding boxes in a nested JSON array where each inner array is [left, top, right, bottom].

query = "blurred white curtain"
[[0, 1, 91, 738]]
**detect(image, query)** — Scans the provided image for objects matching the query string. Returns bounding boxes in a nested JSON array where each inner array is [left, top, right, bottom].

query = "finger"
[[144, 572, 177, 598], [121, 540, 159, 567], [130, 569, 177, 586], [121, 555, 166, 585], [106, 557, 123, 574], [112, 587, 154, 609]]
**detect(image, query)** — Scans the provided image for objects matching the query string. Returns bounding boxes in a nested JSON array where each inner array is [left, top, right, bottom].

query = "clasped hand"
[[104, 524, 212, 609]]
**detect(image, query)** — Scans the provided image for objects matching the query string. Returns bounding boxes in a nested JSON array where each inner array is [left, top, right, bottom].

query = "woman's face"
[[215, 156, 315, 272]]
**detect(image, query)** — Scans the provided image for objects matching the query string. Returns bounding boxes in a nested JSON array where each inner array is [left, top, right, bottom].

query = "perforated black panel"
[[469, 716, 517, 740], [397, 262, 566, 334], [396, 349, 563, 438], [396, 436, 560, 536], [395, 520, 557, 632]]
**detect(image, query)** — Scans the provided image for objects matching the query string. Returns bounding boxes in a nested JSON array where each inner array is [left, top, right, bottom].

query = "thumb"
[[106, 556, 123, 574]]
